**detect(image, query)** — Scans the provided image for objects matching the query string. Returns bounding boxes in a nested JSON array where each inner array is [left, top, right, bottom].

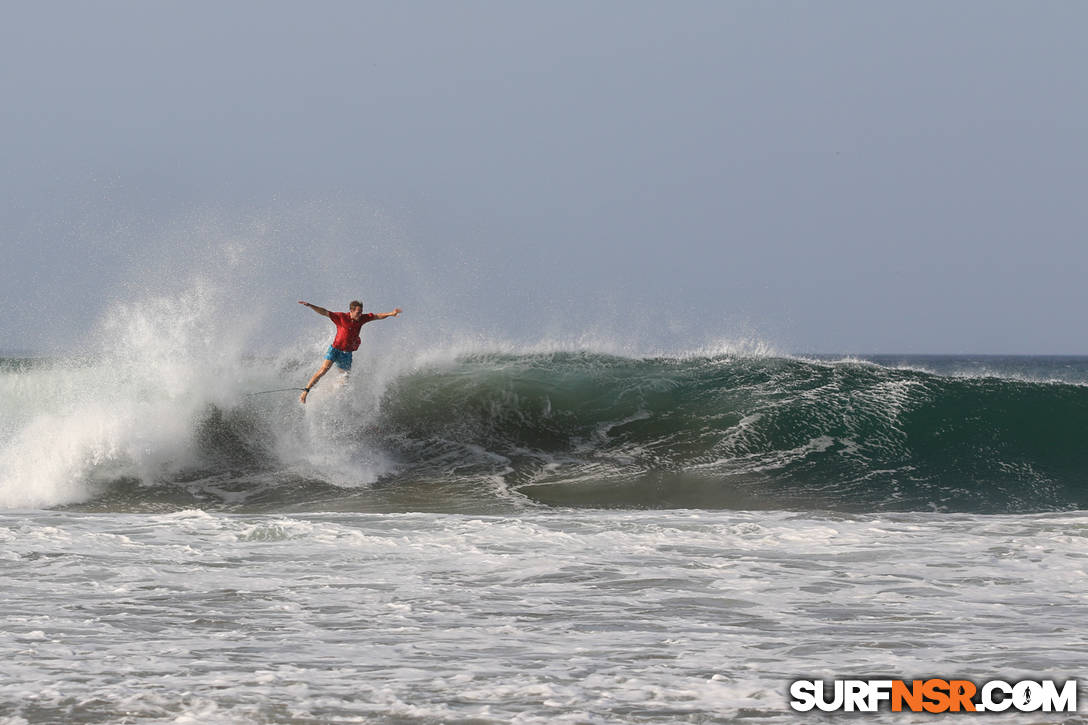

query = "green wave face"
[[374, 353, 1088, 513]]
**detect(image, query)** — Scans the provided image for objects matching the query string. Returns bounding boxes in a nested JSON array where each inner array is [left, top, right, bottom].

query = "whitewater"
[[3, 281, 1088, 722]]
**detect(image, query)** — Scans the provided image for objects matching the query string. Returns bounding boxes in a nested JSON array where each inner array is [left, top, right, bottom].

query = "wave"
[[5, 349, 1087, 514], [371, 352, 1088, 513]]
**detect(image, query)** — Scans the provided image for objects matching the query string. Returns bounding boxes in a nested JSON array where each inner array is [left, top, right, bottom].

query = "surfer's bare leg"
[[301, 360, 334, 403]]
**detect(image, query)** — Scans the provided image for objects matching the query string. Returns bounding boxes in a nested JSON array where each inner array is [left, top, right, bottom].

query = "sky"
[[1, 1, 1085, 355]]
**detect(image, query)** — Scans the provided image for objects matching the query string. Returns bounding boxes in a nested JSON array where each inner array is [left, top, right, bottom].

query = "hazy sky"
[[2, 1, 1085, 354]]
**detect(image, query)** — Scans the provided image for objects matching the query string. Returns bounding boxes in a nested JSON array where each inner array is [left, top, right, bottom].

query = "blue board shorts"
[[325, 346, 353, 371]]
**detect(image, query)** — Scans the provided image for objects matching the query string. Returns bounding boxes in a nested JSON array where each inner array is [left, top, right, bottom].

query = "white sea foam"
[[1, 508, 1086, 723]]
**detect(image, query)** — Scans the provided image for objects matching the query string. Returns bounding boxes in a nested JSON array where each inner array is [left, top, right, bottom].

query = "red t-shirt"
[[329, 311, 377, 352]]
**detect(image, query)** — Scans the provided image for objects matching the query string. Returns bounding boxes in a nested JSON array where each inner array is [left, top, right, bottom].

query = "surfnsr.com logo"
[[789, 679, 1078, 713]]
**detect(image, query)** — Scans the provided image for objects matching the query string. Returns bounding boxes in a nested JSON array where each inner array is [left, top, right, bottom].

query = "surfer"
[[298, 300, 402, 403]]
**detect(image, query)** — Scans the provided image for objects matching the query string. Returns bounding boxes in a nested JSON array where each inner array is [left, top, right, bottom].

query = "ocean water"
[[3, 340, 1088, 723]]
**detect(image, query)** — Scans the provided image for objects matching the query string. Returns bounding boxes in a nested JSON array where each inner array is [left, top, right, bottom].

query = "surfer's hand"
[[393, 308, 402, 316]]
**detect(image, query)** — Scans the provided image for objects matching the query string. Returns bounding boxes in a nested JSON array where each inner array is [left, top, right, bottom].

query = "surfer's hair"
[[349, 300, 363, 310]]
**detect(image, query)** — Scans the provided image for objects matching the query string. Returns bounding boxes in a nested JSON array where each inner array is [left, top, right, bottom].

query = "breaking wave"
[[4, 347, 1087, 514]]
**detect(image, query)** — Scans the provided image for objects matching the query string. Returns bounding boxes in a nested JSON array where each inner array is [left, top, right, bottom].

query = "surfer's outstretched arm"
[[373, 308, 403, 320], [299, 301, 332, 319]]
